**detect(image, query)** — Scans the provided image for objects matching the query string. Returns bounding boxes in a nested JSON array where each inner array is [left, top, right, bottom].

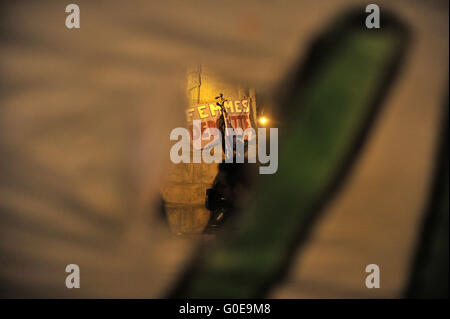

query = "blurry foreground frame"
[[171, 10, 411, 298]]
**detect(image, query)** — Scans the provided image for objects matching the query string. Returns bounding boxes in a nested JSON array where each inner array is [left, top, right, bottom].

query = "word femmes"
[[186, 99, 250, 122], [170, 120, 278, 174]]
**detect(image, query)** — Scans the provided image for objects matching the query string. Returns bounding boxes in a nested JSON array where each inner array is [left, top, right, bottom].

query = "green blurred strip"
[[406, 120, 448, 298], [176, 18, 407, 298]]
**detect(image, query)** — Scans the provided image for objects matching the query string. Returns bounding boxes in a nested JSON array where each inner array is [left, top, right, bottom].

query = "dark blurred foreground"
[[0, 0, 448, 298]]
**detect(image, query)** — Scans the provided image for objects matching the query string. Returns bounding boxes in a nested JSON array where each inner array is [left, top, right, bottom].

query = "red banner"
[[186, 98, 253, 149]]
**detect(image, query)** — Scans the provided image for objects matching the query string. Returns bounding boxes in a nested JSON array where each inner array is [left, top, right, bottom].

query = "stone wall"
[[162, 66, 256, 234]]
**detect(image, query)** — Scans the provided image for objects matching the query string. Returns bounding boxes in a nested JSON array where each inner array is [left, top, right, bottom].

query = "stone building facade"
[[162, 66, 257, 234]]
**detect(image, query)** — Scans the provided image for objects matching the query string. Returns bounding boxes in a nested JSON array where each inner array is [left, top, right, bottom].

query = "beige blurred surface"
[[0, 0, 447, 297], [271, 1, 448, 298]]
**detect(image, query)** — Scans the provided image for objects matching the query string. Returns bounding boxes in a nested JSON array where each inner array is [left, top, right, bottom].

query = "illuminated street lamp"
[[259, 116, 268, 126]]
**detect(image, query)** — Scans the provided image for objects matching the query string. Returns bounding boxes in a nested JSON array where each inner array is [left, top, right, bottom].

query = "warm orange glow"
[[259, 117, 268, 125]]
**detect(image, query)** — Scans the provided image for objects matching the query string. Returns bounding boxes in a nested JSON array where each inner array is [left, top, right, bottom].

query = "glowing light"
[[259, 117, 268, 125]]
